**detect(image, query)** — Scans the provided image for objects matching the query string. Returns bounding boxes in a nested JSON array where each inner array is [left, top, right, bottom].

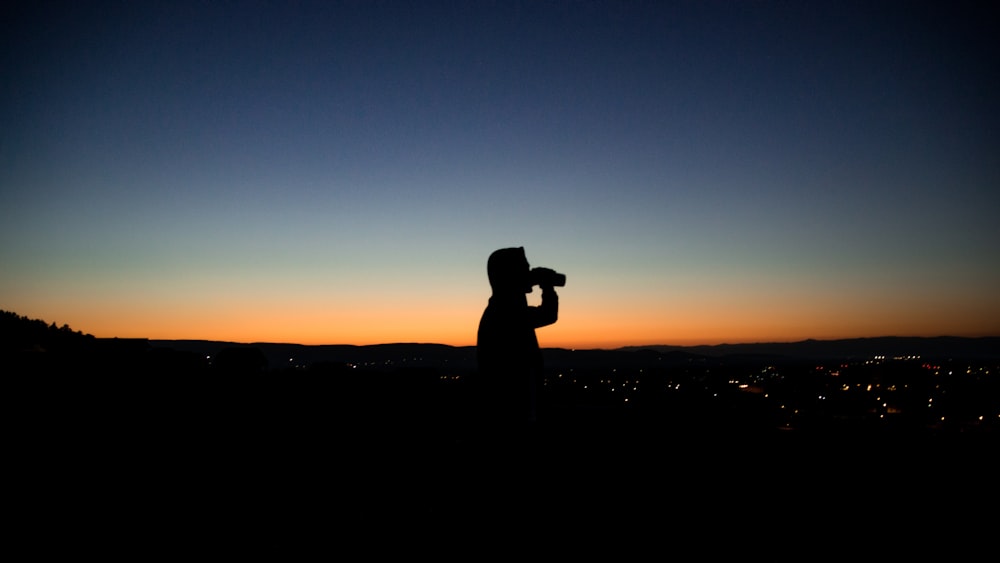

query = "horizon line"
[[131, 334, 1000, 351]]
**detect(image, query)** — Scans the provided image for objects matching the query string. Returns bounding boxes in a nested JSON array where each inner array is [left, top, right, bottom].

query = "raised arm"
[[529, 286, 558, 329]]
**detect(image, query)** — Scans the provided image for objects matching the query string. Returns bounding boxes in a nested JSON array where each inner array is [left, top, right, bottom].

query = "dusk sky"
[[2, 1, 998, 349]]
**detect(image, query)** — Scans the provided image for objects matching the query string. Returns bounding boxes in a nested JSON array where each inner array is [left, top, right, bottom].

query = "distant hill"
[[147, 335, 1000, 371], [149, 340, 480, 372], [4, 309, 996, 366], [617, 336, 1000, 361]]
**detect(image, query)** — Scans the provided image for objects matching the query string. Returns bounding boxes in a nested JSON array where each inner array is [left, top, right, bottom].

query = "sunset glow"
[[2, 2, 997, 349]]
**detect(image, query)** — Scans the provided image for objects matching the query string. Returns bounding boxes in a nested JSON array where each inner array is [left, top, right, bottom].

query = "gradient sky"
[[2, 1, 998, 349]]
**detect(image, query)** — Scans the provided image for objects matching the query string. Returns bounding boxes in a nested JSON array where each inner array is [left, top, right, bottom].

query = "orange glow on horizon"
[[16, 282, 999, 349], [75, 309, 999, 350]]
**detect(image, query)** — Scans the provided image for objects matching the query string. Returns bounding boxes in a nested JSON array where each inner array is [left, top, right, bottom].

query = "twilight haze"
[[2, 1, 997, 349]]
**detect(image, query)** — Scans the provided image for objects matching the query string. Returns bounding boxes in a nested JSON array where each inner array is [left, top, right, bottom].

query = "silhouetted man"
[[476, 247, 560, 433]]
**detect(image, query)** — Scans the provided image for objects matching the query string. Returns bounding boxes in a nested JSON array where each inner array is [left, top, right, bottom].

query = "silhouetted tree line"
[[1, 309, 95, 353]]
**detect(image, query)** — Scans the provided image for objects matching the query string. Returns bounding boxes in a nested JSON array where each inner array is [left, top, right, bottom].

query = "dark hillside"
[[5, 310, 998, 542]]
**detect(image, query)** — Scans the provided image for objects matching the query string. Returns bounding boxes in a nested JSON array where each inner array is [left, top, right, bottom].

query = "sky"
[[2, 0, 998, 349]]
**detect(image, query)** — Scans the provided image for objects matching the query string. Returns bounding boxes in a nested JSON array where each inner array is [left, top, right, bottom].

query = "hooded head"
[[487, 247, 531, 294]]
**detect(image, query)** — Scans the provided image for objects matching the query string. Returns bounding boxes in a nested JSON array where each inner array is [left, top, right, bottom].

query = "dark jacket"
[[476, 289, 558, 380], [474, 247, 560, 425]]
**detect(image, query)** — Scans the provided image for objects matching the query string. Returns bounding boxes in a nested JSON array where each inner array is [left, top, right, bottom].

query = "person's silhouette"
[[476, 247, 560, 435]]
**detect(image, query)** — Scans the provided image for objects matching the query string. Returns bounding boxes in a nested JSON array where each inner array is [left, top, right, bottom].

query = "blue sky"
[[2, 1, 997, 347]]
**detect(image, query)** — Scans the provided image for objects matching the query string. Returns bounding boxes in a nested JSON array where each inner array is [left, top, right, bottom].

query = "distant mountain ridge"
[[616, 336, 1000, 361], [149, 340, 479, 371], [147, 335, 1000, 370], [4, 309, 996, 365]]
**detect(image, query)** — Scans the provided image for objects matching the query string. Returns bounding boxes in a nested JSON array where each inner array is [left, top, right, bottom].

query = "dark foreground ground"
[[9, 366, 998, 557]]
